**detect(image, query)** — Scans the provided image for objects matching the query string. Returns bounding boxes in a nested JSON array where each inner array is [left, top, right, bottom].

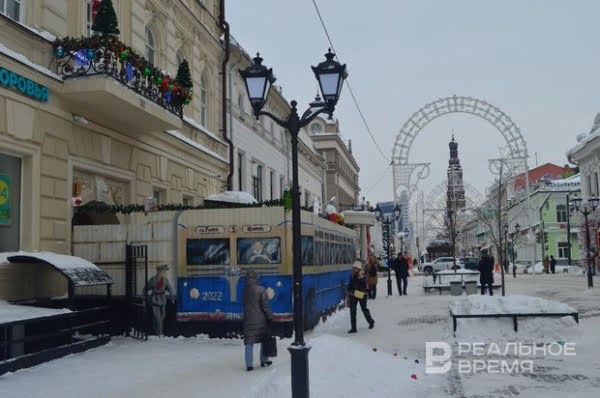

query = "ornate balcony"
[[54, 36, 191, 131]]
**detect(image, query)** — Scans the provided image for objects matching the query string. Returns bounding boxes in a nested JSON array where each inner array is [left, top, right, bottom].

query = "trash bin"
[[450, 281, 463, 296], [464, 281, 477, 295]]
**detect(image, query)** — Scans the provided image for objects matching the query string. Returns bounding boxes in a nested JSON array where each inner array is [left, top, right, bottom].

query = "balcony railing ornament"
[[53, 36, 192, 118]]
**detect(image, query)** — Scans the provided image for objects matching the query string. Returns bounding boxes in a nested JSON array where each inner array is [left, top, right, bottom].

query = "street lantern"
[[374, 205, 382, 220], [393, 204, 401, 220], [240, 50, 347, 398], [569, 195, 598, 288], [239, 53, 276, 117], [311, 49, 348, 112]]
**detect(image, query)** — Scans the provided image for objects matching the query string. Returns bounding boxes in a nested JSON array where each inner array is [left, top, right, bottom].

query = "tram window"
[[315, 241, 323, 265], [187, 239, 231, 265], [301, 236, 314, 265], [237, 238, 281, 264]]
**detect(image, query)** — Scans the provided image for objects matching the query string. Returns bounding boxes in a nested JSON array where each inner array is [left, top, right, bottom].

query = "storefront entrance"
[[0, 153, 21, 251]]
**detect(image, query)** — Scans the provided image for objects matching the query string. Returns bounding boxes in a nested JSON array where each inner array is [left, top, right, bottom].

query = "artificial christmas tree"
[[175, 60, 194, 90], [92, 0, 120, 36]]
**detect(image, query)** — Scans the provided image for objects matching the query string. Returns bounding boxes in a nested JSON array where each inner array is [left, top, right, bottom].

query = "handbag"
[[353, 290, 365, 300], [262, 335, 278, 357]]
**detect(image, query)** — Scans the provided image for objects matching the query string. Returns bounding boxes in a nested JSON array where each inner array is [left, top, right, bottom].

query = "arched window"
[[200, 74, 207, 126], [145, 26, 155, 66]]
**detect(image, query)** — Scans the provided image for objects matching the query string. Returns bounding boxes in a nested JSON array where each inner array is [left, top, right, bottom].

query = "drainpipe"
[[219, 0, 233, 190]]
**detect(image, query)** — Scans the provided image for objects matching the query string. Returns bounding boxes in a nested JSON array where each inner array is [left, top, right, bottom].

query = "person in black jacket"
[[391, 252, 409, 295], [347, 261, 375, 333], [479, 249, 495, 295]]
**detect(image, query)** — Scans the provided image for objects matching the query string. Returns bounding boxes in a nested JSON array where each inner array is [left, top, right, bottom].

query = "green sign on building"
[[0, 173, 10, 225]]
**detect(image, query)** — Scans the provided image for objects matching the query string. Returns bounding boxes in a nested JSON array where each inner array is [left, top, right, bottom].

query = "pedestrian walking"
[[365, 254, 378, 299], [391, 252, 409, 295], [550, 255, 556, 274], [479, 250, 494, 295], [347, 261, 375, 333], [242, 270, 273, 371], [144, 264, 174, 336], [543, 255, 550, 274]]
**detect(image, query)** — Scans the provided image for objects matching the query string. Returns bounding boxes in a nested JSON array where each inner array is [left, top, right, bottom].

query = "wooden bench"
[[450, 311, 579, 337], [423, 284, 502, 294]]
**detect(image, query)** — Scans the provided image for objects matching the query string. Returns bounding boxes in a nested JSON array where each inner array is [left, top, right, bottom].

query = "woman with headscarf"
[[242, 270, 273, 371]]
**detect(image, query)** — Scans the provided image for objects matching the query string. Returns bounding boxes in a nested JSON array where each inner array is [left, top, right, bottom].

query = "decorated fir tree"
[[175, 60, 193, 90], [92, 0, 120, 36]]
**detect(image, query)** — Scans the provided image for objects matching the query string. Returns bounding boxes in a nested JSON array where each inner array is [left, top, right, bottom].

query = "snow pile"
[[448, 295, 581, 343], [247, 334, 431, 398], [205, 191, 258, 204], [526, 262, 581, 274], [0, 300, 71, 324]]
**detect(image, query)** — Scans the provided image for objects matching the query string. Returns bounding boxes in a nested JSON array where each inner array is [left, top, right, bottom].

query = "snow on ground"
[[448, 295, 580, 343], [1, 273, 599, 397], [0, 300, 71, 323]]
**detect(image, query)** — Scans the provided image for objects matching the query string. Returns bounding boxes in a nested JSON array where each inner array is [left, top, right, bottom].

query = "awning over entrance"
[[3, 252, 113, 287]]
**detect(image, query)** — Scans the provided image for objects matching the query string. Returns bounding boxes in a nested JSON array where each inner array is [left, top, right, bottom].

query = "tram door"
[[0, 154, 21, 251]]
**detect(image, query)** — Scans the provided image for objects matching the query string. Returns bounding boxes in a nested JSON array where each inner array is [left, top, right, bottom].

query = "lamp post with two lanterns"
[[239, 49, 347, 398], [569, 195, 599, 288], [374, 204, 401, 296]]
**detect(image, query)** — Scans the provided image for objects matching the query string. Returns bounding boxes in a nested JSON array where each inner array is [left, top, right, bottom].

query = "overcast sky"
[[227, 0, 600, 205]]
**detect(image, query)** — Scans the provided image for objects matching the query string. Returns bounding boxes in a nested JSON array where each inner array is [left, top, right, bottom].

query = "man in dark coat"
[[479, 250, 495, 295], [242, 270, 273, 371], [391, 252, 409, 295], [550, 255, 556, 274], [347, 261, 375, 333]]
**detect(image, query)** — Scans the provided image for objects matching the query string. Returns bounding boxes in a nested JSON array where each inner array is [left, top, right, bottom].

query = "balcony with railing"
[[54, 36, 192, 132]]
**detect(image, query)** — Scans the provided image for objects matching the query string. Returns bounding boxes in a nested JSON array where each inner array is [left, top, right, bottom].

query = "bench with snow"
[[423, 270, 501, 294], [449, 311, 579, 337], [423, 284, 502, 294]]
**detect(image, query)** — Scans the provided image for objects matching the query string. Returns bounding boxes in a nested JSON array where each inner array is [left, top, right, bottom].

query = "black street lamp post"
[[240, 50, 347, 398], [374, 204, 401, 296], [570, 195, 599, 288], [508, 223, 520, 278]]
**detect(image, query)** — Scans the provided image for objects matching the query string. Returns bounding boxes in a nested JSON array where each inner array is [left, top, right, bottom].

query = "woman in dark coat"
[[242, 270, 273, 371], [479, 250, 495, 296]]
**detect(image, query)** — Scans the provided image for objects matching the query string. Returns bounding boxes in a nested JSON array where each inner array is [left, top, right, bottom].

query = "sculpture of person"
[[248, 240, 271, 264], [144, 264, 174, 336]]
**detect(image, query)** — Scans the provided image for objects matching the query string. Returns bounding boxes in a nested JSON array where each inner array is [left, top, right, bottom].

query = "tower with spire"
[[447, 135, 466, 211]]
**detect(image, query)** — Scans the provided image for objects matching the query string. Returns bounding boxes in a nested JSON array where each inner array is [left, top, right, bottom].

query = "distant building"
[[305, 95, 360, 210], [446, 135, 466, 211]]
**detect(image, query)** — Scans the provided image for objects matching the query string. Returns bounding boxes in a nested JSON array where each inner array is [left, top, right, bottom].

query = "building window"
[[183, 195, 193, 206], [200, 75, 207, 126], [1, 0, 21, 21], [252, 164, 262, 201], [86, 0, 94, 36], [270, 170, 275, 200], [557, 242, 570, 259], [237, 152, 244, 191], [280, 175, 285, 198], [595, 172, 599, 197], [305, 190, 311, 207], [153, 188, 165, 205], [556, 204, 567, 223], [145, 26, 155, 66]]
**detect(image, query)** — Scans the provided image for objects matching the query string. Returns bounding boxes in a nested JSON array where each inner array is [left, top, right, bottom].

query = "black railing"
[[0, 306, 110, 367], [54, 36, 191, 118]]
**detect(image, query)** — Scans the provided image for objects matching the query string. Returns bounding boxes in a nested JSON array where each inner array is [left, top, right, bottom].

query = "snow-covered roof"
[[0, 300, 71, 324], [164, 130, 229, 164], [1, 251, 112, 287], [568, 127, 600, 160], [182, 116, 226, 145], [205, 191, 257, 204]]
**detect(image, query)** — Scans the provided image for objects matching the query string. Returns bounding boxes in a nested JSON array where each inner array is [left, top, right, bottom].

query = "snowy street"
[[2, 273, 600, 398]]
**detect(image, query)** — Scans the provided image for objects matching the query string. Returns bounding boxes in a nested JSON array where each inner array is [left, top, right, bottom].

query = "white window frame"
[[200, 74, 207, 126], [145, 26, 155, 66], [1, 0, 22, 22], [252, 163, 263, 202], [557, 242, 570, 259]]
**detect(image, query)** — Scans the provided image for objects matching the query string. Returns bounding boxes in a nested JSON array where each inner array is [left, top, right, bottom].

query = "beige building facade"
[[306, 110, 360, 209], [0, 1, 229, 254]]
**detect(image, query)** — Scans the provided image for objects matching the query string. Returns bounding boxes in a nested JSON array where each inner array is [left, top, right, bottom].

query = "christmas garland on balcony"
[[74, 199, 317, 215], [53, 35, 193, 105]]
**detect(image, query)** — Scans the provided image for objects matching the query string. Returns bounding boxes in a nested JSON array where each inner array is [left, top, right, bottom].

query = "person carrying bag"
[[347, 261, 375, 333]]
